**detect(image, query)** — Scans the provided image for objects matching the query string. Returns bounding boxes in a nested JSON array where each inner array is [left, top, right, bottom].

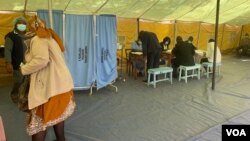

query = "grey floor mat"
[[1, 54, 250, 141]]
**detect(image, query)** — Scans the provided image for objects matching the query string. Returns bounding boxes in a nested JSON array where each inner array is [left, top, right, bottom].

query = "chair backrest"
[[125, 49, 132, 61]]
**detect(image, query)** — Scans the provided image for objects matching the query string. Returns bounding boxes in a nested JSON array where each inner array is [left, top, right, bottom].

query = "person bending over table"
[[138, 31, 162, 82]]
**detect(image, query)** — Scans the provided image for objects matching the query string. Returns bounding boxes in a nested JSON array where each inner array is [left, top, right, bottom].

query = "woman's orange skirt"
[[26, 90, 75, 136]]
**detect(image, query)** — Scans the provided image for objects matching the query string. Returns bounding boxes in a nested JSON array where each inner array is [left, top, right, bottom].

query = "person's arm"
[[192, 44, 197, 50], [131, 42, 137, 50], [192, 46, 195, 56], [20, 37, 49, 75], [171, 45, 177, 56], [4, 37, 13, 72], [206, 43, 212, 59], [142, 39, 147, 57]]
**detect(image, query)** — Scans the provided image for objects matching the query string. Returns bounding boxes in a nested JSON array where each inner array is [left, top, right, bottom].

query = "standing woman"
[[20, 16, 75, 141]]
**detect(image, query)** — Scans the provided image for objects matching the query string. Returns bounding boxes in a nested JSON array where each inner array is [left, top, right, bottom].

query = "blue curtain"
[[96, 15, 117, 89], [36, 11, 117, 89], [64, 14, 95, 88], [37, 10, 63, 39]]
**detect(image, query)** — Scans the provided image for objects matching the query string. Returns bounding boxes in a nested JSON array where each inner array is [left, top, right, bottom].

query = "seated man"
[[185, 36, 197, 50], [131, 40, 144, 76], [237, 33, 250, 56], [171, 36, 195, 77]]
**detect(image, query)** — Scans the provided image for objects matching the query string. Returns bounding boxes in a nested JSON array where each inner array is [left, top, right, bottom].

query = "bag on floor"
[[17, 75, 30, 112]]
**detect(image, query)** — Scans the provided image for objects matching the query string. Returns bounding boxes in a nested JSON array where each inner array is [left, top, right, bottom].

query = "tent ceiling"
[[1, 0, 250, 25]]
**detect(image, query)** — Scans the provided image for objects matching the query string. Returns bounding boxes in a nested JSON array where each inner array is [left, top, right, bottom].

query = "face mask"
[[17, 24, 27, 32], [188, 41, 192, 43]]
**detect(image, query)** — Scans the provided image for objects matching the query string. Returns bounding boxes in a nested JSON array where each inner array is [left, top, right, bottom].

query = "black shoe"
[[143, 79, 153, 83], [173, 73, 178, 78], [138, 72, 143, 77], [11, 94, 18, 104]]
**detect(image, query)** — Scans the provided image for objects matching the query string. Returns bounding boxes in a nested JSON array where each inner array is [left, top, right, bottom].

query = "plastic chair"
[[147, 67, 173, 88], [201, 62, 221, 78], [179, 64, 201, 83], [125, 49, 133, 75]]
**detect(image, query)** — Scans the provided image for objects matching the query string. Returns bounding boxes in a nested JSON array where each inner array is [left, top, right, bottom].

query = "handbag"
[[17, 75, 30, 112]]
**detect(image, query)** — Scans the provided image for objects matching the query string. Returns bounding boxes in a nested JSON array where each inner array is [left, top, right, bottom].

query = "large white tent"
[[1, 0, 250, 25], [2, 1, 250, 141]]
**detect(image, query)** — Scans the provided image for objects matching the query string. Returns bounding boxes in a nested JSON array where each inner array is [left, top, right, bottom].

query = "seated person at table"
[[185, 36, 197, 50], [160, 36, 171, 51], [159, 36, 171, 65], [236, 33, 250, 56], [131, 40, 144, 76], [200, 39, 221, 64], [131, 39, 142, 51], [171, 36, 195, 77], [186, 36, 202, 63]]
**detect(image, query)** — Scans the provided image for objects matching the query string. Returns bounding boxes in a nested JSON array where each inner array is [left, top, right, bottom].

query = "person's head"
[[163, 36, 171, 45], [188, 36, 193, 42], [27, 16, 54, 39], [244, 33, 249, 38], [28, 16, 46, 32], [176, 36, 183, 43], [138, 30, 145, 41], [13, 16, 27, 33], [208, 38, 215, 43]]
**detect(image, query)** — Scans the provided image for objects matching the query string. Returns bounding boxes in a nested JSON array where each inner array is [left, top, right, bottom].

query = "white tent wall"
[[0, 13, 247, 54], [1, 0, 250, 24], [2, 0, 250, 51], [0, 0, 250, 61], [119, 19, 242, 54]]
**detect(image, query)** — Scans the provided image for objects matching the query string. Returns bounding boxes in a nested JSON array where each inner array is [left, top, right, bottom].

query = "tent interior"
[[1, 0, 250, 141], [1, 0, 250, 51]]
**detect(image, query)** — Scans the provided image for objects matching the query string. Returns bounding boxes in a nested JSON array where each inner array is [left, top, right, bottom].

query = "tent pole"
[[138, 0, 160, 18], [212, 0, 220, 90], [48, 0, 53, 29], [137, 18, 140, 37], [94, 0, 109, 14], [64, 0, 72, 11], [62, 13, 65, 45], [174, 20, 177, 45], [23, 0, 28, 16], [220, 24, 225, 50], [197, 22, 201, 49], [240, 25, 244, 41]]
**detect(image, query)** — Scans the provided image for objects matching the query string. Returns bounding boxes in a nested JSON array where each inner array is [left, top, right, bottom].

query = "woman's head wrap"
[[28, 16, 64, 51]]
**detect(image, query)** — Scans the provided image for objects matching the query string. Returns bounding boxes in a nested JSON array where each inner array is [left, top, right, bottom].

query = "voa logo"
[[226, 129, 246, 136]]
